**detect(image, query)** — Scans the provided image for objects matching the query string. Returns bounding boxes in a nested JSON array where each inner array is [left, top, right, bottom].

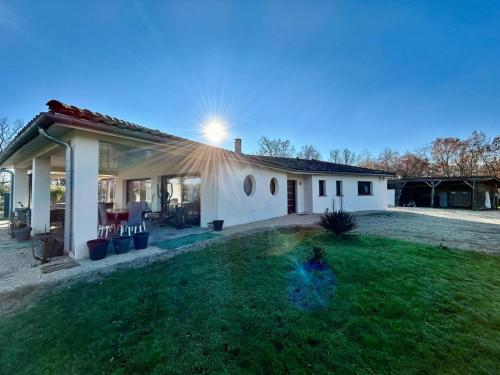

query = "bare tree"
[[455, 137, 480, 176], [297, 145, 321, 160], [357, 149, 376, 169], [0, 118, 23, 153], [328, 148, 358, 164], [256, 136, 296, 158], [431, 137, 461, 176], [328, 148, 342, 163], [468, 131, 500, 178], [376, 148, 400, 172], [395, 152, 430, 177]]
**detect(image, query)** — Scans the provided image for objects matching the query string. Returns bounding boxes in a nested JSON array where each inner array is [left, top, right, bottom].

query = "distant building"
[[388, 176, 500, 210]]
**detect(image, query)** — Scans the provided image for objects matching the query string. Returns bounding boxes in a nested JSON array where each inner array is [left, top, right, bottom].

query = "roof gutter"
[[38, 127, 72, 254]]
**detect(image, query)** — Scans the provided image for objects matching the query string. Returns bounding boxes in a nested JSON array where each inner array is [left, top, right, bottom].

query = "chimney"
[[234, 138, 242, 154]]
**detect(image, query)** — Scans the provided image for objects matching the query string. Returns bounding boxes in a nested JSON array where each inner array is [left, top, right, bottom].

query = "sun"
[[203, 118, 227, 144]]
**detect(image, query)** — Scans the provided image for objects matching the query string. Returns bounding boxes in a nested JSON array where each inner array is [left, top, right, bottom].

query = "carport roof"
[[388, 176, 500, 188]]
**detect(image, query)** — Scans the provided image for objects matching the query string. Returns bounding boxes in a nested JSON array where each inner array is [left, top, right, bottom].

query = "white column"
[[31, 157, 51, 234], [13, 168, 29, 209], [71, 134, 99, 259]]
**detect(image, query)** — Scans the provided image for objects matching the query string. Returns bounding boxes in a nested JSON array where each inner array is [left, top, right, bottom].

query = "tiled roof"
[[247, 155, 392, 176], [46, 100, 195, 145]]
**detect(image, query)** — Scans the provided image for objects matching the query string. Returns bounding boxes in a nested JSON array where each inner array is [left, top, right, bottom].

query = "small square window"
[[358, 181, 372, 195], [319, 180, 326, 196], [336, 181, 343, 196]]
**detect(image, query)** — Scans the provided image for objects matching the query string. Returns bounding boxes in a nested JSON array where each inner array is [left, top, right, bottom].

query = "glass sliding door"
[[127, 178, 151, 207], [161, 175, 200, 225]]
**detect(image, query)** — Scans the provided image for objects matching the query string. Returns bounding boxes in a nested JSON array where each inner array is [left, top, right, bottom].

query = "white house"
[[0, 100, 392, 259]]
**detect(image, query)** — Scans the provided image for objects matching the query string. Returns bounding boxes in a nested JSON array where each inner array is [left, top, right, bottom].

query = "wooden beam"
[[472, 180, 476, 210], [462, 180, 473, 189], [423, 180, 441, 208]]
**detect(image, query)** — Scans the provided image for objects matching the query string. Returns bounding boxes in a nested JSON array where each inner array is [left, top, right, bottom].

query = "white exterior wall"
[[387, 188, 396, 207], [309, 175, 388, 213], [303, 175, 313, 213], [217, 159, 288, 227]]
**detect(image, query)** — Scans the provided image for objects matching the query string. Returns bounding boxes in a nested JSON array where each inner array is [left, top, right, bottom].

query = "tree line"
[[1, 117, 498, 179], [256, 131, 499, 178]]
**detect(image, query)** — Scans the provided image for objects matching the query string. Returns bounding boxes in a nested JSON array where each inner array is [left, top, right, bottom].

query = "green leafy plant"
[[50, 185, 65, 206], [319, 199, 357, 236]]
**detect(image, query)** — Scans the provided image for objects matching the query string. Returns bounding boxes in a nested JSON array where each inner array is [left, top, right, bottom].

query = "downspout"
[[0, 168, 14, 218], [37, 127, 72, 254]]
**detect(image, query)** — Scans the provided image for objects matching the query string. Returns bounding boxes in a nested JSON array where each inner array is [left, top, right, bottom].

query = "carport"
[[389, 176, 500, 210]]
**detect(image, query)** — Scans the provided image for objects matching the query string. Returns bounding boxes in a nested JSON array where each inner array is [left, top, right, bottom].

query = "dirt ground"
[[354, 207, 500, 253]]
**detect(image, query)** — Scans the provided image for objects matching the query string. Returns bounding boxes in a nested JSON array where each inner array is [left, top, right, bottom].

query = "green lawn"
[[1, 228, 499, 374]]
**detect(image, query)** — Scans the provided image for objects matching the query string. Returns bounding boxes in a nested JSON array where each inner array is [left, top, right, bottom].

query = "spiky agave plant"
[[319, 198, 357, 236]]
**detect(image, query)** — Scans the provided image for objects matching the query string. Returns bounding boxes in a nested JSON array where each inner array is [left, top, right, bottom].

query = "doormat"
[[152, 232, 221, 250]]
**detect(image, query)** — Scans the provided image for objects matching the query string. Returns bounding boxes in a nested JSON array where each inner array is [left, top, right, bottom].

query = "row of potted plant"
[[86, 232, 150, 261]]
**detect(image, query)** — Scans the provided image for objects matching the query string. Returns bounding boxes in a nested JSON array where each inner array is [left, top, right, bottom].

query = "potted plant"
[[87, 239, 109, 260], [112, 235, 131, 254], [212, 220, 224, 231], [11, 222, 31, 242], [132, 232, 149, 250]]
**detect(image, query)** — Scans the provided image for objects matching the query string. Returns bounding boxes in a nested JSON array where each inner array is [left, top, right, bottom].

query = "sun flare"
[[203, 119, 227, 144]]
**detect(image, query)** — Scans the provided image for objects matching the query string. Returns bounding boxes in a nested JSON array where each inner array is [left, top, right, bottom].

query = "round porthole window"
[[243, 175, 255, 196], [270, 177, 278, 196]]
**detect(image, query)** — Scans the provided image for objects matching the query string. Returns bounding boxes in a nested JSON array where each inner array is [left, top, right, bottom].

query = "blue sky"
[[1, 0, 499, 157]]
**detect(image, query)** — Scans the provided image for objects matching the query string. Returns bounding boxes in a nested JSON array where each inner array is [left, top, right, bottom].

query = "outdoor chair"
[[97, 202, 114, 238], [120, 202, 147, 236]]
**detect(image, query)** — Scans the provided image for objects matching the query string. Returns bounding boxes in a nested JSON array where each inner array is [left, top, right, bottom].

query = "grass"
[[0, 228, 499, 374]]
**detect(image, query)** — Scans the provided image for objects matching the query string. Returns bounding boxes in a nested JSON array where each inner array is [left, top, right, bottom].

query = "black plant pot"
[[12, 224, 31, 242], [87, 239, 109, 260], [132, 232, 149, 250], [213, 220, 224, 231], [112, 236, 131, 254]]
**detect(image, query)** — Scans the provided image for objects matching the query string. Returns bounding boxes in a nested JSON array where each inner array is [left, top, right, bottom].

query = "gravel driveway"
[[354, 207, 500, 253]]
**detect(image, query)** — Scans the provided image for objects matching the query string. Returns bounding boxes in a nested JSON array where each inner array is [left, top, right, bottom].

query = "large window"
[[319, 180, 326, 196], [127, 178, 151, 205], [162, 175, 201, 206], [336, 180, 343, 196], [358, 181, 372, 196], [162, 175, 201, 225]]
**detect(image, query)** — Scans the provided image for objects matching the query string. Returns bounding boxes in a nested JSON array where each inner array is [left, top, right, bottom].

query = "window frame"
[[318, 180, 327, 197], [357, 181, 373, 196]]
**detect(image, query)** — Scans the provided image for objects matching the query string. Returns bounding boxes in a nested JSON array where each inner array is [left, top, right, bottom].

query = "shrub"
[[319, 200, 357, 236]]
